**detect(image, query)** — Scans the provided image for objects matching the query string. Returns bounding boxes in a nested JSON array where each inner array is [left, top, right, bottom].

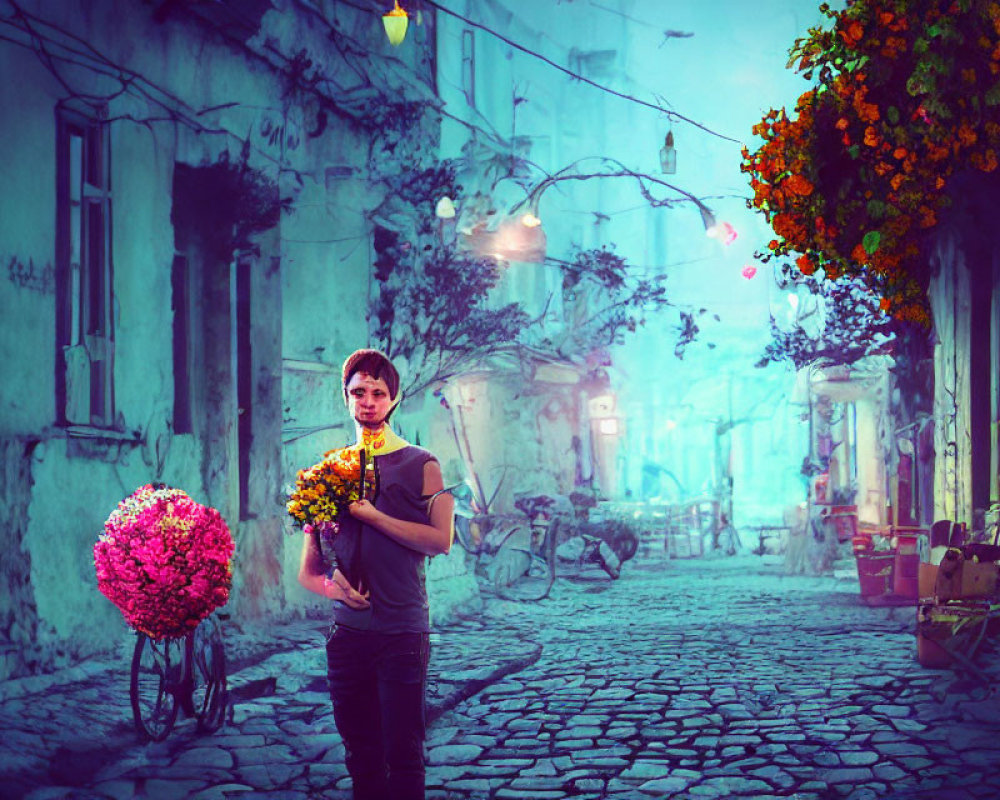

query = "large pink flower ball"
[[94, 486, 234, 640]]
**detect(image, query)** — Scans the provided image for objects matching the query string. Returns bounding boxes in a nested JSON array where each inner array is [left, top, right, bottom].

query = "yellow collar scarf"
[[358, 424, 408, 456]]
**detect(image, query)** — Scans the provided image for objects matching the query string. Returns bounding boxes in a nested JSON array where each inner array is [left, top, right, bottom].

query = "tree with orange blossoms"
[[741, 0, 1000, 325]]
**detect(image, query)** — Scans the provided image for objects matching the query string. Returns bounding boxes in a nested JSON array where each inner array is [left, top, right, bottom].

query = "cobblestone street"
[[3, 556, 999, 799]]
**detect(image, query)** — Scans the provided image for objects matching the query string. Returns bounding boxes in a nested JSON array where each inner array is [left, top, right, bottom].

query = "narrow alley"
[[3, 2, 1000, 800]]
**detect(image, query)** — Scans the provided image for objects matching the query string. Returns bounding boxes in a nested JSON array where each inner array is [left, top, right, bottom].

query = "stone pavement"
[[0, 613, 541, 800], [2, 555, 999, 800], [423, 558, 1000, 800]]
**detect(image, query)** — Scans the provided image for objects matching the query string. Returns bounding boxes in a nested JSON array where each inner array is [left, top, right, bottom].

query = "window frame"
[[55, 107, 115, 429]]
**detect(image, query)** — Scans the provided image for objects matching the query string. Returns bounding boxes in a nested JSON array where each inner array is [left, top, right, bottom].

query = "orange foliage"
[[740, 0, 1000, 322]]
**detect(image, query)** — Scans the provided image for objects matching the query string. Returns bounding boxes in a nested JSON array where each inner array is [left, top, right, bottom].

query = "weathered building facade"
[[0, 0, 482, 680]]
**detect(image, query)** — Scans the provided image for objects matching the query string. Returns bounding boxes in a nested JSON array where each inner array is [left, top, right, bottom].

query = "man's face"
[[346, 371, 394, 427]]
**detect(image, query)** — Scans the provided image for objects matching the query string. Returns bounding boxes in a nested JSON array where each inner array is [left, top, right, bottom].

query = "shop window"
[[56, 110, 115, 428]]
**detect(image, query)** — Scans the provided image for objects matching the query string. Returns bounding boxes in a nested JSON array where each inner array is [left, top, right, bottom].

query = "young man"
[[298, 348, 454, 800]]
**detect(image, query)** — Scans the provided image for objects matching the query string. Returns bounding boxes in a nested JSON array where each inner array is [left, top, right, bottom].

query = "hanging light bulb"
[[700, 206, 738, 245], [707, 221, 738, 245], [435, 196, 456, 219], [382, 0, 409, 46], [659, 130, 677, 174]]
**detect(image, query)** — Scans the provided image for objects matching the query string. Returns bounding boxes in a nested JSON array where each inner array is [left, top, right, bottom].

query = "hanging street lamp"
[[659, 130, 677, 174], [382, 0, 409, 46]]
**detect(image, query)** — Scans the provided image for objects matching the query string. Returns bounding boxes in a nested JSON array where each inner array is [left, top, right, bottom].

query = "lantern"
[[598, 418, 620, 436], [382, 0, 409, 46], [659, 130, 676, 174], [495, 216, 546, 263], [462, 216, 547, 263]]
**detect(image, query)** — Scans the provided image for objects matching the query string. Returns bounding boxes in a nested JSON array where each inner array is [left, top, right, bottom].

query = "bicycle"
[[491, 514, 640, 599], [492, 516, 559, 601], [129, 612, 228, 741]]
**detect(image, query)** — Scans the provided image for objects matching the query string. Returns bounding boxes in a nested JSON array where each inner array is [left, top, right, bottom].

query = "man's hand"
[[324, 569, 370, 609], [348, 498, 381, 525]]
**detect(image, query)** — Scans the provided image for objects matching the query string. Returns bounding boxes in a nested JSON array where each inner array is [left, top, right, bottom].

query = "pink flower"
[[94, 486, 234, 639]]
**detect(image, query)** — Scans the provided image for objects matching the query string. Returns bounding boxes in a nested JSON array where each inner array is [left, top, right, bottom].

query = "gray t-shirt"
[[332, 445, 437, 633]]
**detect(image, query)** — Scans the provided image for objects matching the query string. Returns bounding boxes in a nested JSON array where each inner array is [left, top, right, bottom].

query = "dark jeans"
[[326, 626, 430, 800]]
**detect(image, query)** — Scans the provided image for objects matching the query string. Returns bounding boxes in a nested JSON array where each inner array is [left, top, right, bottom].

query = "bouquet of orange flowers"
[[287, 447, 376, 552]]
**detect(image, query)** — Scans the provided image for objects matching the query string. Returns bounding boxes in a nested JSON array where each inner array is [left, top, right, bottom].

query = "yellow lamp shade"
[[383, 1, 409, 46]]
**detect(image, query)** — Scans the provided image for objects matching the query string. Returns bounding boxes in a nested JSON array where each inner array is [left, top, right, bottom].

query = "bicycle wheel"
[[494, 519, 558, 601], [192, 615, 227, 733], [130, 633, 179, 742], [610, 530, 639, 564]]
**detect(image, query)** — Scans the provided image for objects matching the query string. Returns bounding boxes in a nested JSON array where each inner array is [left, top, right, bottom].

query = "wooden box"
[[935, 560, 998, 601]]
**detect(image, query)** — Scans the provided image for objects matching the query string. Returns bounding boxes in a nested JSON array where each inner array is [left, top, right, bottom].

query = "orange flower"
[[839, 20, 864, 46], [879, 297, 891, 312], [971, 149, 999, 172], [784, 174, 814, 196], [958, 123, 978, 146], [859, 102, 880, 123], [797, 254, 816, 275]]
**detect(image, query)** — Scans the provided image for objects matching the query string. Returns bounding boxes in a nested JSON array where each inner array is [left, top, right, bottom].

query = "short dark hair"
[[342, 349, 400, 403]]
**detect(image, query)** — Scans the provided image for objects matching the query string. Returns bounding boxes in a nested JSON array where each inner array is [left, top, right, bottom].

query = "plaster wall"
[[0, 22, 224, 670], [444, 369, 585, 513], [0, 45, 59, 434], [0, 0, 477, 678]]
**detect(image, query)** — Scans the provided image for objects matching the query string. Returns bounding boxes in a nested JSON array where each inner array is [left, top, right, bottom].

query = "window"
[[56, 109, 114, 428], [461, 29, 476, 108]]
